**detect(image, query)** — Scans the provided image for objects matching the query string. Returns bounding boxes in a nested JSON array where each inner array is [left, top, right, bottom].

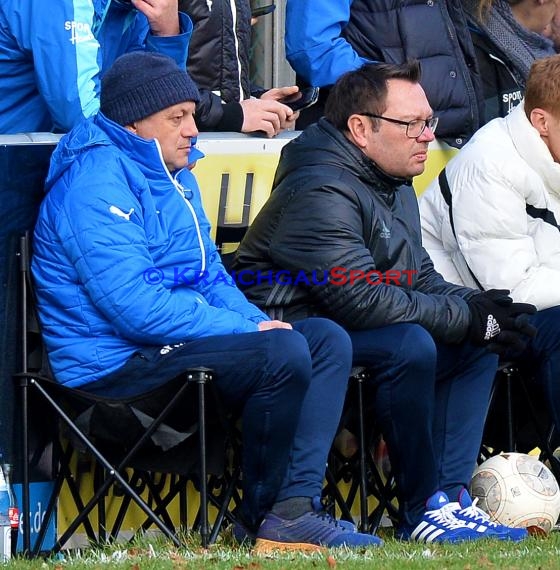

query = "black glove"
[[467, 289, 537, 346], [510, 313, 538, 339], [486, 331, 525, 356], [487, 314, 538, 356]]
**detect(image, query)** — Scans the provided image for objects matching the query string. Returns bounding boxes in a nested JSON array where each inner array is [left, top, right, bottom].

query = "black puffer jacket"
[[179, 0, 252, 131], [233, 118, 477, 342], [293, 0, 485, 148], [183, 0, 251, 101], [344, 0, 484, 148]]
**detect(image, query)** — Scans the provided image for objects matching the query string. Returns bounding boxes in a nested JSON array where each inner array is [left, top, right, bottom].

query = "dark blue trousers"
[[517, 306, 560, 438], [82, 317, 351, 530], [348, 323, 498, 526]]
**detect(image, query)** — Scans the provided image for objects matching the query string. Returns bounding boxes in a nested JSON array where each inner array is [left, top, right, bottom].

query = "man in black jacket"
[[179, 0, 299, 136], [233, 61, 536, 543]]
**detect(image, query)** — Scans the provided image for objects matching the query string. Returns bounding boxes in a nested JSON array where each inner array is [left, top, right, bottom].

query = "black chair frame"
[[14, 234, 222, 555], [481, 362, 560, 481], [323, 368, 399, 534]]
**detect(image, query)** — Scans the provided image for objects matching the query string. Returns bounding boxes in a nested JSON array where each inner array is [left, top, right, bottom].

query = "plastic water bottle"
[[0, 459, 11, 560], [2, 463, 18, 557]]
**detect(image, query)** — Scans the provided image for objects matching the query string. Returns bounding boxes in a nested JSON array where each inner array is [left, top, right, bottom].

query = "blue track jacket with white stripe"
[[0, 0, 192, 134]]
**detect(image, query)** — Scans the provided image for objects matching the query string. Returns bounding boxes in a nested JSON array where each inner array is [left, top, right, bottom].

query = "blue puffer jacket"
[[32, 112, 268, 388], [0, 0, 192, 134], [286, 0, 485, 147]]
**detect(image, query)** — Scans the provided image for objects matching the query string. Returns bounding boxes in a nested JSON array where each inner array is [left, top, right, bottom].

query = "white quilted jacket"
[[420, 103, 560, 310]]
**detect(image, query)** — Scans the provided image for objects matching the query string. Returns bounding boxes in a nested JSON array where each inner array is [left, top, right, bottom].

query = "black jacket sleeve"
[[416, 247, 479, 300], [268, 183, 472, 343], [195, 89, 244, 132]]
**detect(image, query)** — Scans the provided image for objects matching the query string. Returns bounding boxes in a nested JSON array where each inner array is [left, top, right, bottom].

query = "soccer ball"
[[470, 452, 560, 534]]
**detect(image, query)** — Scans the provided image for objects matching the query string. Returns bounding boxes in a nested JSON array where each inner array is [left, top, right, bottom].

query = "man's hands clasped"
[[466, 289, 537, 356]]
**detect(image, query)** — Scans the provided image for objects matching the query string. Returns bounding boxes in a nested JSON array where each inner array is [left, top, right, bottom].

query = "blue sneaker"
[[311, 496, 357, 532], [254, 510, 383, 553], [232, 520, 256, 545], [452, 488, 528, 542], [233, 497, 356, 546], [396, 491, 487, 543]]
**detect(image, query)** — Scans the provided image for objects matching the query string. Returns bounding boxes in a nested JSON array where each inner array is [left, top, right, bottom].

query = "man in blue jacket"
[[0, 0, 192, 134], [31, 51, 382, 553]]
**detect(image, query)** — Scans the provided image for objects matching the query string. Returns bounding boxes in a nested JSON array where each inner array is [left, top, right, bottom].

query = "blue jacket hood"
[[46, 117, 111, 192]]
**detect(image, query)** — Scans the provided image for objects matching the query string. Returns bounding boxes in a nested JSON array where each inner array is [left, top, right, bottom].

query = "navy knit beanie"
[[100, 51, 200, 126]]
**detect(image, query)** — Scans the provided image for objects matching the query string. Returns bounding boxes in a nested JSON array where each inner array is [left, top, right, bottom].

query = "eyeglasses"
[[360, 113, 439, 138]]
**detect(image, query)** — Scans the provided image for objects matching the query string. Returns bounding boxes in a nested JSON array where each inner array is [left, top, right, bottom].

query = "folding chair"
[[13, 234, 237, 555], [480, 361, 560, 481], [323, 367, 399, 534], [216, 233, 400, 535]]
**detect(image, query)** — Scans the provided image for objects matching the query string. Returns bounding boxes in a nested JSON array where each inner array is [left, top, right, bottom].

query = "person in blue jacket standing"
[[31, 51, 382, 553], [285, 0, 485, 148], [0, 0, 192, 134]]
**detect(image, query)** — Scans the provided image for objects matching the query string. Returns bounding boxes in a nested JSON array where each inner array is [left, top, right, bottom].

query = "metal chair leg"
[[188, 368, 211, 548], [356, 371, 369, 531]]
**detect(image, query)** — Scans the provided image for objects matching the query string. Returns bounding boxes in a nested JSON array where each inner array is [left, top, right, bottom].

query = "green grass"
[[5, 529, 560, 569]]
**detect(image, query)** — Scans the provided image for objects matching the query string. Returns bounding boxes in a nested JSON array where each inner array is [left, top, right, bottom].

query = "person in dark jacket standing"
[[463, 0, 556, 122], [178, 0, 299, 136], [233, 61, 537, 543], [285, 0, 485, 148]]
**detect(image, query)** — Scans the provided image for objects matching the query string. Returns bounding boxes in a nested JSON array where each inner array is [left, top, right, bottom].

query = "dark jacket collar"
[[276, 117, 411, 193]]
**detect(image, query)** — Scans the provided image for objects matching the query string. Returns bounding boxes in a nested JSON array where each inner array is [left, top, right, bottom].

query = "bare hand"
[[258, 320, 293, 331], [131, 0, 180, 36], [260, 86, 300, 102], [240, 97, 298, 137], [260, 86, 301, 132]]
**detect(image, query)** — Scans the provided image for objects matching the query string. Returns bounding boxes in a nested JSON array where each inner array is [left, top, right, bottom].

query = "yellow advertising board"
[[193, 132, 458, 249]]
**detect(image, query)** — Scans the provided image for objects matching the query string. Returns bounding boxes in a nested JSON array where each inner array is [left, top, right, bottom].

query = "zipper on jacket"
[[174, 176, 207, 278], [487, 52, 521, 87], [153, 139, 207, 278], [230, 0, 244, 101]]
